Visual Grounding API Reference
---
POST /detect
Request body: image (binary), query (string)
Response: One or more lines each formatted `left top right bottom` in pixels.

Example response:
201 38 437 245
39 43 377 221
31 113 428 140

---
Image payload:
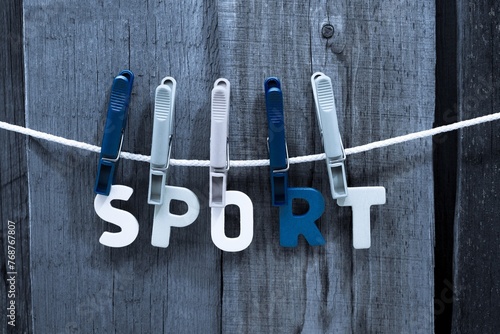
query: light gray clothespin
311 72 348 199
148 77 176 205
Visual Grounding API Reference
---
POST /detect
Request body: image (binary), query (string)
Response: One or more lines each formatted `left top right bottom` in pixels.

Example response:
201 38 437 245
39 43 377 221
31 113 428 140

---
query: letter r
279 187 326 247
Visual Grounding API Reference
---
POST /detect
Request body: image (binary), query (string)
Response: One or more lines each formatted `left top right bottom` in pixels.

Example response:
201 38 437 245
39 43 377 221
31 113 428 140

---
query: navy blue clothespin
265 77 289 206
94 70 134 195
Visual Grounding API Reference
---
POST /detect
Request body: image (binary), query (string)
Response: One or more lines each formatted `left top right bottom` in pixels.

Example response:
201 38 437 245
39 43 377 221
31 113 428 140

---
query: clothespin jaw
209 78 231 208
265 77 289 206
94 70 134 196
148 77 177 205
311 72 348 199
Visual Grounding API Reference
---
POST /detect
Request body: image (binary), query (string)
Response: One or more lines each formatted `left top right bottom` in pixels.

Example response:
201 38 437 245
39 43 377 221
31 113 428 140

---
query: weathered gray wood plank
23 0 221 333
21 0 436 332
0 0 32 332
453 1 500 332
337 2 435 332
217 2 348 332
218 0 435 333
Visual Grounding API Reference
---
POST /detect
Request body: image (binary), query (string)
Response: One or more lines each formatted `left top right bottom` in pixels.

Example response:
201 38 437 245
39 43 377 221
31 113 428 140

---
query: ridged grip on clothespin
148 77 176 205
311 72 348 199
95 70 134 196
209 78 230 207
265 77 289 206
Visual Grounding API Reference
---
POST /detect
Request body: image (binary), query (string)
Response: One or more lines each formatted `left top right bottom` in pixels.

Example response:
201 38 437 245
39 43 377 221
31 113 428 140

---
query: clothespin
265 77 289 206
208 78 254 252
94 70 134 196
311 73 386 249
311 72 348 199
209 78 230 207
148 77 176 205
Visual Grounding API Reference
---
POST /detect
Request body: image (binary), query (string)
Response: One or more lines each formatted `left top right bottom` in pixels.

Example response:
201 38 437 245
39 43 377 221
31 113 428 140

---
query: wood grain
218 0 435 332
23 0 221 332
453 1 500 332
0 0 32 333
20 0 436 332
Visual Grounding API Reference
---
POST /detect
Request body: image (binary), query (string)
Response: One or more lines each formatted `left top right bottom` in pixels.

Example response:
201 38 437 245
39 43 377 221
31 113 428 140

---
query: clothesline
1 111 499 167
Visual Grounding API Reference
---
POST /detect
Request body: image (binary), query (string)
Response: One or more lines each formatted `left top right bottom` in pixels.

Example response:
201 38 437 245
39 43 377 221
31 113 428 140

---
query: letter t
337 187 386 249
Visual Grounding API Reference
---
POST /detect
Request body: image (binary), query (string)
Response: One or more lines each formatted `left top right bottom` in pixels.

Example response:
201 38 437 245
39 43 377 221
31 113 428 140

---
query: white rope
344 112 500 155
0 121 102 153
1 111 499 167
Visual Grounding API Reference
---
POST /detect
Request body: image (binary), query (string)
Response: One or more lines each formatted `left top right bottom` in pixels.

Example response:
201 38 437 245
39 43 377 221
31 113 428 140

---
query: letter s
94 185 139 248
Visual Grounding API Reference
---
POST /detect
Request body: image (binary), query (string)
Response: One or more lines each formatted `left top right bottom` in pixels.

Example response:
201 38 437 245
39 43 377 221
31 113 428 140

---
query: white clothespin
311 72 348 199
208 78 254 252
209 78 230 208
148 77 176 205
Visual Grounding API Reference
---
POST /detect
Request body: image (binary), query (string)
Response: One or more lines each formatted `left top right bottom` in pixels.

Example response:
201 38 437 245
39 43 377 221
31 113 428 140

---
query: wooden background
0 0 498 333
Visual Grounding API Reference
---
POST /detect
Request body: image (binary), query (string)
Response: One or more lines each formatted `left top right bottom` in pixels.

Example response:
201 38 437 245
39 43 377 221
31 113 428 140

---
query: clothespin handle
209 78 230 207
95 70 134 195
311 73 343 159
265 77 289 206
148 77 176 205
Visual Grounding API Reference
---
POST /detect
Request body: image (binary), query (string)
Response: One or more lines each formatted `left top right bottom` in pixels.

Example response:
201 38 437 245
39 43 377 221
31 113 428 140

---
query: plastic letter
211 190 253 252
279 188 326 247
337 186 386 249
94 185 139 248
151 185 200 248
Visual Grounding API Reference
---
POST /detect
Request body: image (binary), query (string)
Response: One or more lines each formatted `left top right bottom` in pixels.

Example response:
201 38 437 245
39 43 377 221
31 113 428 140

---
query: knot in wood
321 24 334 39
